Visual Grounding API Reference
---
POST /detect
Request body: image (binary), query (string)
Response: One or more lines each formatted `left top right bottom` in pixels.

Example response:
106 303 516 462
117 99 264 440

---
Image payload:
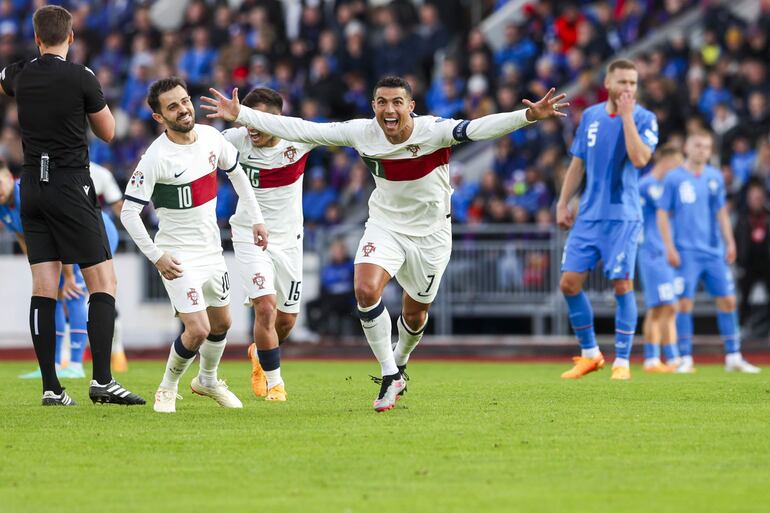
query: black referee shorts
20 169 112 266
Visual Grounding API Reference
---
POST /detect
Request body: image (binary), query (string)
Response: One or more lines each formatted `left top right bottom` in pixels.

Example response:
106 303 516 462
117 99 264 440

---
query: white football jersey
124 124 239 259
223 127 315 247
235 107 532 237
90 162 122 204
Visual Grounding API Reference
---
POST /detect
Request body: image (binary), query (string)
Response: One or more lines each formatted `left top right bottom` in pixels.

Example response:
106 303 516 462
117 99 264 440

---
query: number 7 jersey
124 124 239 260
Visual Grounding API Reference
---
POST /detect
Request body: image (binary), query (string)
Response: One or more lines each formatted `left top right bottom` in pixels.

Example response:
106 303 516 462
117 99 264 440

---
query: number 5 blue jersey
570 102 658 222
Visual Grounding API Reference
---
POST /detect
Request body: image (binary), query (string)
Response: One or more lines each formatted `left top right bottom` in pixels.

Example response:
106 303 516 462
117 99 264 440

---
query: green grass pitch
1 360 768 513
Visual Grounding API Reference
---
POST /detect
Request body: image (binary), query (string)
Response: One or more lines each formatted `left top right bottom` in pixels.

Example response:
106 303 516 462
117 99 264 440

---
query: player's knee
354 281 381 308
185 323 210 344
253 298 277 327
559 275 581 296
716 295 736 312
613 280 633 295
209 315 231 335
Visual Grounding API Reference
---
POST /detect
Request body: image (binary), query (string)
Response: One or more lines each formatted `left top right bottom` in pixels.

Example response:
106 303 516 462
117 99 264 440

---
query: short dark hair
654 142 683 161
147 77 188 113
373 76 412 99
242 87 283 112
607 58 637 74
33 5 72 46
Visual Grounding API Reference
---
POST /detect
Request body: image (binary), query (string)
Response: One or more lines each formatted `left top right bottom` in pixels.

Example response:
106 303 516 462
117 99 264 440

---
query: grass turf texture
1 360 768 513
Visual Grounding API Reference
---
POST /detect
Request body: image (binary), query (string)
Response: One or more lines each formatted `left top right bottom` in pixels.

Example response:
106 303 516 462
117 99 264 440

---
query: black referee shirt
0 53 106 171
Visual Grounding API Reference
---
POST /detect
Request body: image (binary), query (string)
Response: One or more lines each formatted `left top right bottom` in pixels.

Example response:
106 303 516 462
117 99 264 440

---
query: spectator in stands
308 239 356 336
735 180 770 324
303 167 338 229
494 23 537 79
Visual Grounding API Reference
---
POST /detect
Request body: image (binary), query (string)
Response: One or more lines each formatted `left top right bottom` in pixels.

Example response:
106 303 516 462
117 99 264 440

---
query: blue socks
643 342 660 361
54 300 66 366
614 291 637 360
66 294 88 364
717 310 740 355
564 292 597 350
676 311 694 357
662 343 680 361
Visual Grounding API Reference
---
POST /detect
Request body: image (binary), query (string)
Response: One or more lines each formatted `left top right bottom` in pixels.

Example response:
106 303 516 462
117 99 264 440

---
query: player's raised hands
253 223 269 251
616 92 636 118
201 87 241 122
155 253 184 280
556 201 575 230
523 88 569 121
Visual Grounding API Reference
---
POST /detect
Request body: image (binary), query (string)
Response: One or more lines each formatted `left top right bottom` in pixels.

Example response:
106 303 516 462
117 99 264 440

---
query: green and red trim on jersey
241 153 309 189
150 170 218 209
361 147 451 181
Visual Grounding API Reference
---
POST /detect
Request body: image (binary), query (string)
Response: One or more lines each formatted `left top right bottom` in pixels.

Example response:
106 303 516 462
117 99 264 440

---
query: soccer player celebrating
557 59 657 381
221 87 318 402
638 144 683 372
202 76 567 411
121 78 269 413
656 131 760 374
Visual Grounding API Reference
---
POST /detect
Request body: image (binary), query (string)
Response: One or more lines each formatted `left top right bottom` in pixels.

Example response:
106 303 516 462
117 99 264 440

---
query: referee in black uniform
0 6 144 406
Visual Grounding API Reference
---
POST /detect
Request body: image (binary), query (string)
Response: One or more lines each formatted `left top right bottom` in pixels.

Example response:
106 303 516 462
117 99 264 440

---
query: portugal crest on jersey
362 241 376 257
284 146 297 163
187 288 200 306
406 144 420 157
253 273 266 289
209 151 217 170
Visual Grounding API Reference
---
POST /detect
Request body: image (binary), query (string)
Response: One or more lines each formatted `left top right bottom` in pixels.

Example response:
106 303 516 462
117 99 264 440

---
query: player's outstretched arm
201 88 354 147
225 162 269 250
463 88 568 142
656 208 680 268
555 156 584 230
717 206 736 264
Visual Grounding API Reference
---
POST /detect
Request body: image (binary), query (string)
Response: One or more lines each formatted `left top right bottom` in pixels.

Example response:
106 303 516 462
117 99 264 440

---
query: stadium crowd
0 0 767 243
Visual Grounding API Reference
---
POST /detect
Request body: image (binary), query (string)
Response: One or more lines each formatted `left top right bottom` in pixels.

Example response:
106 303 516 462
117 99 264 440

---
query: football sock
717 310 740 355
676 311 694 357
30 296 61 394
54 300 66 366
394 315 427 367
160 336 197 390
614 291 637 361
564 292 598 357
357 299 397 376
67 294 88 365
643 341 660 366
198 331 226 387
87 293 115 385
662 343 680 361
257 347 283 389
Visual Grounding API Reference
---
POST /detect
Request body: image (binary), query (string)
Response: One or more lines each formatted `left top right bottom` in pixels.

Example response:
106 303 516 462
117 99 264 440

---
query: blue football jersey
570 102 659 221
657 165 726 256
638 173 666 255
0 180 23 234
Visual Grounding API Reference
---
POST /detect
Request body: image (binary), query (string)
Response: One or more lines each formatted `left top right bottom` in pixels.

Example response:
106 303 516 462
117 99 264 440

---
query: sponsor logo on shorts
283 301 298 307
187 288 200 306
82 185 90 196
253 273 266 289
362 242 376 257
283 146 298 163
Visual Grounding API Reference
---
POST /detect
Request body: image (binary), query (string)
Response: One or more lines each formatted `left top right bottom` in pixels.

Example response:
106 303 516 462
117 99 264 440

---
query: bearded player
121 77 268 413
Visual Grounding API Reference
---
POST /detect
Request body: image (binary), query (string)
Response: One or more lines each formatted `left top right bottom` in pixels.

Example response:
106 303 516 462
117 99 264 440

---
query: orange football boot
561 354 605 379
611 366 631 380
247 343 267 397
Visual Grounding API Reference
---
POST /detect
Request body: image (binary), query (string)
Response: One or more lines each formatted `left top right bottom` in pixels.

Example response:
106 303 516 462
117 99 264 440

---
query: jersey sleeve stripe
452 120 471 142
124 194 149 205
223 152 240 173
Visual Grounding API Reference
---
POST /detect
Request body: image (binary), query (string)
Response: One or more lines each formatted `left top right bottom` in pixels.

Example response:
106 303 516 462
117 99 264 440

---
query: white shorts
233 240 303 314
354 222 452 304
160 255 231 314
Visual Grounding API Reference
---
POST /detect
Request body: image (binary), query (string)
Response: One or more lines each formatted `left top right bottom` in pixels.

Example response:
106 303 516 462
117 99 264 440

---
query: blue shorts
638 249 678 308
561 219 642 280
676 249 734 299
101 211 119 254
